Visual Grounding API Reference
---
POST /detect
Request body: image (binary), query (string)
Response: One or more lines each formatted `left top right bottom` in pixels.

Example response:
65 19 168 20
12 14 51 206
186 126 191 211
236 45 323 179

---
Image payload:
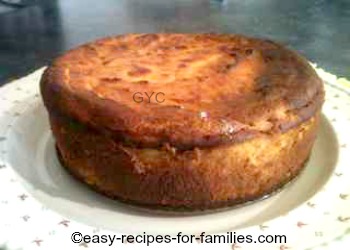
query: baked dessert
40 33 324 210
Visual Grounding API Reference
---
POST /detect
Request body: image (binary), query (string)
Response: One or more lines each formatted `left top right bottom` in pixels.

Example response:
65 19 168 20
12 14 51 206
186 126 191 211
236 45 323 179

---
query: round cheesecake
40 34 324 210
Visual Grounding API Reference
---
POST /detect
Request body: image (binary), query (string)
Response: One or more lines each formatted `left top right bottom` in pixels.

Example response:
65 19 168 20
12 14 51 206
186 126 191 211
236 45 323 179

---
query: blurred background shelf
0 0 349 85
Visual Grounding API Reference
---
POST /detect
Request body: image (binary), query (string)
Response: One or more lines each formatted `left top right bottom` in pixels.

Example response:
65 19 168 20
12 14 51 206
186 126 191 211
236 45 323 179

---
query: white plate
0 67 350 249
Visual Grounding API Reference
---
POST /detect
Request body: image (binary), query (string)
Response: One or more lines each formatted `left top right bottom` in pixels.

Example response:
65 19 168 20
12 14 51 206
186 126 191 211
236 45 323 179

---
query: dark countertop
0 0 349 85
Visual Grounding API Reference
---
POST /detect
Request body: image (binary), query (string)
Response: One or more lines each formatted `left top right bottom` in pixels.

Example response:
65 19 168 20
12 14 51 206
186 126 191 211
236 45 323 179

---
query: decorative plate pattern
0 66 350 250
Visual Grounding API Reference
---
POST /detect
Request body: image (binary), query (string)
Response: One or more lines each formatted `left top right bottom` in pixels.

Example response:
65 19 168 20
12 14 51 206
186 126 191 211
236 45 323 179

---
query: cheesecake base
51 112 319 211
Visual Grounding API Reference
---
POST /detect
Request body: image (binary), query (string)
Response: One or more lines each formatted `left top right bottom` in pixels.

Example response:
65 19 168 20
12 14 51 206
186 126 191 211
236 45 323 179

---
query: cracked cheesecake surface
41 33 324 149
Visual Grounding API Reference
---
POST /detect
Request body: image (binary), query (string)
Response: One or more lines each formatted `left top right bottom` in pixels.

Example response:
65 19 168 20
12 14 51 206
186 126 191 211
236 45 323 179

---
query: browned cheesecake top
40 33 324 149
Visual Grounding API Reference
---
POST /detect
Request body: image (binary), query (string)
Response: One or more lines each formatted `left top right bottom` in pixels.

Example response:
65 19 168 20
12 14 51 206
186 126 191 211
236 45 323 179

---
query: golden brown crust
52 111 320 210
40 33 324 149
41 33 324 209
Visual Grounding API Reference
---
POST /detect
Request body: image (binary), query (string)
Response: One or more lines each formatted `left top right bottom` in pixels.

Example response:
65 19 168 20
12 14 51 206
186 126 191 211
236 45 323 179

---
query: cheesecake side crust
50 111 320 210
